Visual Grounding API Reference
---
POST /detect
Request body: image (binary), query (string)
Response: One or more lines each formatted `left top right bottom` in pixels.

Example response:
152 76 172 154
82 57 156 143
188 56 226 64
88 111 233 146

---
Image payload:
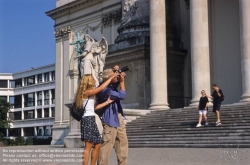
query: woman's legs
91 143 101 165
83 141 93 165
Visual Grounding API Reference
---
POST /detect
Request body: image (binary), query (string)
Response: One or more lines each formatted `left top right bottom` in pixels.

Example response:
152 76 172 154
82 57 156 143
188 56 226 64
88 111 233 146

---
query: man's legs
114 114 128 165
98 124 117 165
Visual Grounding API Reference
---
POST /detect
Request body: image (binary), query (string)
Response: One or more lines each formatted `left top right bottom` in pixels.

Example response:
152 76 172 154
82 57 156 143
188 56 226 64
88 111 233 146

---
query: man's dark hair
212 84 218 87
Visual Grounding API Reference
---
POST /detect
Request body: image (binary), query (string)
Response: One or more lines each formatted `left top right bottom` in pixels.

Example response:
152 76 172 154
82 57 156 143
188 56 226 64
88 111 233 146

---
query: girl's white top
82 98 95 117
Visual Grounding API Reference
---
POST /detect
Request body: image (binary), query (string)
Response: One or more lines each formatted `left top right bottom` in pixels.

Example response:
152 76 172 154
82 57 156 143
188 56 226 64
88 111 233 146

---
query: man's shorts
213 103 221 112
199 110 207 115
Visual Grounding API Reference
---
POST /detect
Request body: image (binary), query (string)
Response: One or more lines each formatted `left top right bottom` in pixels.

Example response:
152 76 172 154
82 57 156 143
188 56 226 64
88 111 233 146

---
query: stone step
126 124 250 130
139 111 250 117
130 118 250 125
125 104 250 148
127 126 250 133
128 136 250 141
123 109 151 116
127 119 250 126
127 132 250 138
128 139 250 144
131 115 250 121
128 143 250 148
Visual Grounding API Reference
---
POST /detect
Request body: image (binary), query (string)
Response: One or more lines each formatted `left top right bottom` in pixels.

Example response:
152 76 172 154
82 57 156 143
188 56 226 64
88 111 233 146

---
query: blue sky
0 0 55 73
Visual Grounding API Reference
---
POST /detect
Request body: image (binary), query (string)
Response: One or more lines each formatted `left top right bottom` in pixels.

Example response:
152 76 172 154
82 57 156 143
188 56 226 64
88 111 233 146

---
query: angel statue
74 34 108 87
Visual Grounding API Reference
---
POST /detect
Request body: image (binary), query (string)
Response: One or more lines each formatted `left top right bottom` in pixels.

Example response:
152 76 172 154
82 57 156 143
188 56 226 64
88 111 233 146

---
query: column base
240 95 250 103
148 103 170 110
189 99 199 107
64 133 84 148
51 124 69 145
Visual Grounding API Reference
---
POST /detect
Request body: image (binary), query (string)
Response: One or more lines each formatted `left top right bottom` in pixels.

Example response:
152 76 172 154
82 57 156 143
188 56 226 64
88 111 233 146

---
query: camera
116 66 129 73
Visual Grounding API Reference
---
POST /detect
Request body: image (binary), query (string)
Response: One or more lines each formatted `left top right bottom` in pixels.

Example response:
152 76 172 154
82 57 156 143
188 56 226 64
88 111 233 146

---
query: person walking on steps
196 90 209 127
208 84 224 126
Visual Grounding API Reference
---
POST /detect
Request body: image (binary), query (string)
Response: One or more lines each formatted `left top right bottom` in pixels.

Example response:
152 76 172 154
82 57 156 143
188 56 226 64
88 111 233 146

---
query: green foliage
7 139 15 146
0 99 12 132
15 136 25 146
0 132 8 146
25 137 33 145
33 137 52 145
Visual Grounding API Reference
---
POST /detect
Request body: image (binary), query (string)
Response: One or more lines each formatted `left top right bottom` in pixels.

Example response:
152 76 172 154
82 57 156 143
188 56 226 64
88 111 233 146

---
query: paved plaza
0 145 249 165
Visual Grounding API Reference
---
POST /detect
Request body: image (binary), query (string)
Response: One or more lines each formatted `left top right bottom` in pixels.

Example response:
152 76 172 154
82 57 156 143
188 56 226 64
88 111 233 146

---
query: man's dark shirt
212 89 223 104
199 96 209 110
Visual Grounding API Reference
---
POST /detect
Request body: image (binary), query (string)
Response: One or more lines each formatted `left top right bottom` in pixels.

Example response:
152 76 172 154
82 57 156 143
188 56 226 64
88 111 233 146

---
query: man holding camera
97 66 128 165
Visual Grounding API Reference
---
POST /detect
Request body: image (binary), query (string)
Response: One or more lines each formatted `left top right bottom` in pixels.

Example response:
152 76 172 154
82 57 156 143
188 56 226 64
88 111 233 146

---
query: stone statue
115 0 150 43
74 34 108 87
122 0 149 24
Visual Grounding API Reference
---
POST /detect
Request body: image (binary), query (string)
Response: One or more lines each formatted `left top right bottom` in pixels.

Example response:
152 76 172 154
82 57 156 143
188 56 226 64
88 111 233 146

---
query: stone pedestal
64 103 84 148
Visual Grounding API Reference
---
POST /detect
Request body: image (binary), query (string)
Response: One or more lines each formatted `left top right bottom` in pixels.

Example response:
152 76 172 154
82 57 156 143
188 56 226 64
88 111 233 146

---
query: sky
0 0 56 73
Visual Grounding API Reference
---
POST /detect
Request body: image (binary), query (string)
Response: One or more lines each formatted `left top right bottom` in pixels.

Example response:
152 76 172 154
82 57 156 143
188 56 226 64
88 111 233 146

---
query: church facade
46 0 250 145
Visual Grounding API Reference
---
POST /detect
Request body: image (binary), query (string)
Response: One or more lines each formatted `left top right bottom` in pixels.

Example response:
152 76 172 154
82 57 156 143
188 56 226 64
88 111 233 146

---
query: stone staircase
126 104 250 148
123 109 151 124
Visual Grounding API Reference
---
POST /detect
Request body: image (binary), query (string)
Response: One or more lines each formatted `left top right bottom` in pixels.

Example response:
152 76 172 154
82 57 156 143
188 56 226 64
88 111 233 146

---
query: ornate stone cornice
102 10 122 27
54 26 71 42
46 0 103 20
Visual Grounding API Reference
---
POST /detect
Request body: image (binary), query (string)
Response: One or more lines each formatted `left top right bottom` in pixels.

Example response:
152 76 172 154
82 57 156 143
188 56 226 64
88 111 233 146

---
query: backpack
221 90 225 101
221 95 225 101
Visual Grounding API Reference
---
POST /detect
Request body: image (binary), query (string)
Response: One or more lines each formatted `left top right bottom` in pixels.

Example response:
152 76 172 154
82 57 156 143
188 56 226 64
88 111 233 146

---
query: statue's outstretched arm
74 51 88 59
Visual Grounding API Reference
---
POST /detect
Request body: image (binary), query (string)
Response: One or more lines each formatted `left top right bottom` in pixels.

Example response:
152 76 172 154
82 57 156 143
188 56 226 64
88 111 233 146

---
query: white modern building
0 64 55 139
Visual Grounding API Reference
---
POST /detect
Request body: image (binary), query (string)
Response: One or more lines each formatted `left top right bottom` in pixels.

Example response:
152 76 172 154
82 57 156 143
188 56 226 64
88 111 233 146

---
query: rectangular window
0 96 7 100
44 72 50 82
51 71 55 81
0 80 8 88
37 109 42 118
9 111 21 120
24 93 34 107
9 128 21 137
15 79 22 88
51 89 55 104
37 91 42 105
44 90 49 105
14 95 22 108
24 76 35 86
44 108 49 117
37 74 43 83
24 127 34 136
51 107 55 117
9 96 14 108
38 127 43 136
45 126 51 136
24 110 34 119
9 80 15 88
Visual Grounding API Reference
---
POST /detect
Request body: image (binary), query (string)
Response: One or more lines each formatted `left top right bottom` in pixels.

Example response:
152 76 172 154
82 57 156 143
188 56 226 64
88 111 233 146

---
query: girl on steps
196 90 209 127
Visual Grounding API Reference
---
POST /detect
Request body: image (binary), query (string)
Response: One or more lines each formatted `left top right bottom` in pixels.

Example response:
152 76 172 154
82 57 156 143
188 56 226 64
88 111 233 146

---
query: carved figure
74 34 108 87
122 0 149 24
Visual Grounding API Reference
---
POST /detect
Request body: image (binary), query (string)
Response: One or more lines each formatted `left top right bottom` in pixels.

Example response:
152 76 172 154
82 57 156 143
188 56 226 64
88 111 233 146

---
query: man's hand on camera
120 72 125 82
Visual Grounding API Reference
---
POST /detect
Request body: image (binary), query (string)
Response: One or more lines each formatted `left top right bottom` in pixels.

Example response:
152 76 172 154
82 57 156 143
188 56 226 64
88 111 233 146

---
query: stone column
239 0 250 103
189 0 211 106
6 129 9 137
148 0 169 110
34 127 37 136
